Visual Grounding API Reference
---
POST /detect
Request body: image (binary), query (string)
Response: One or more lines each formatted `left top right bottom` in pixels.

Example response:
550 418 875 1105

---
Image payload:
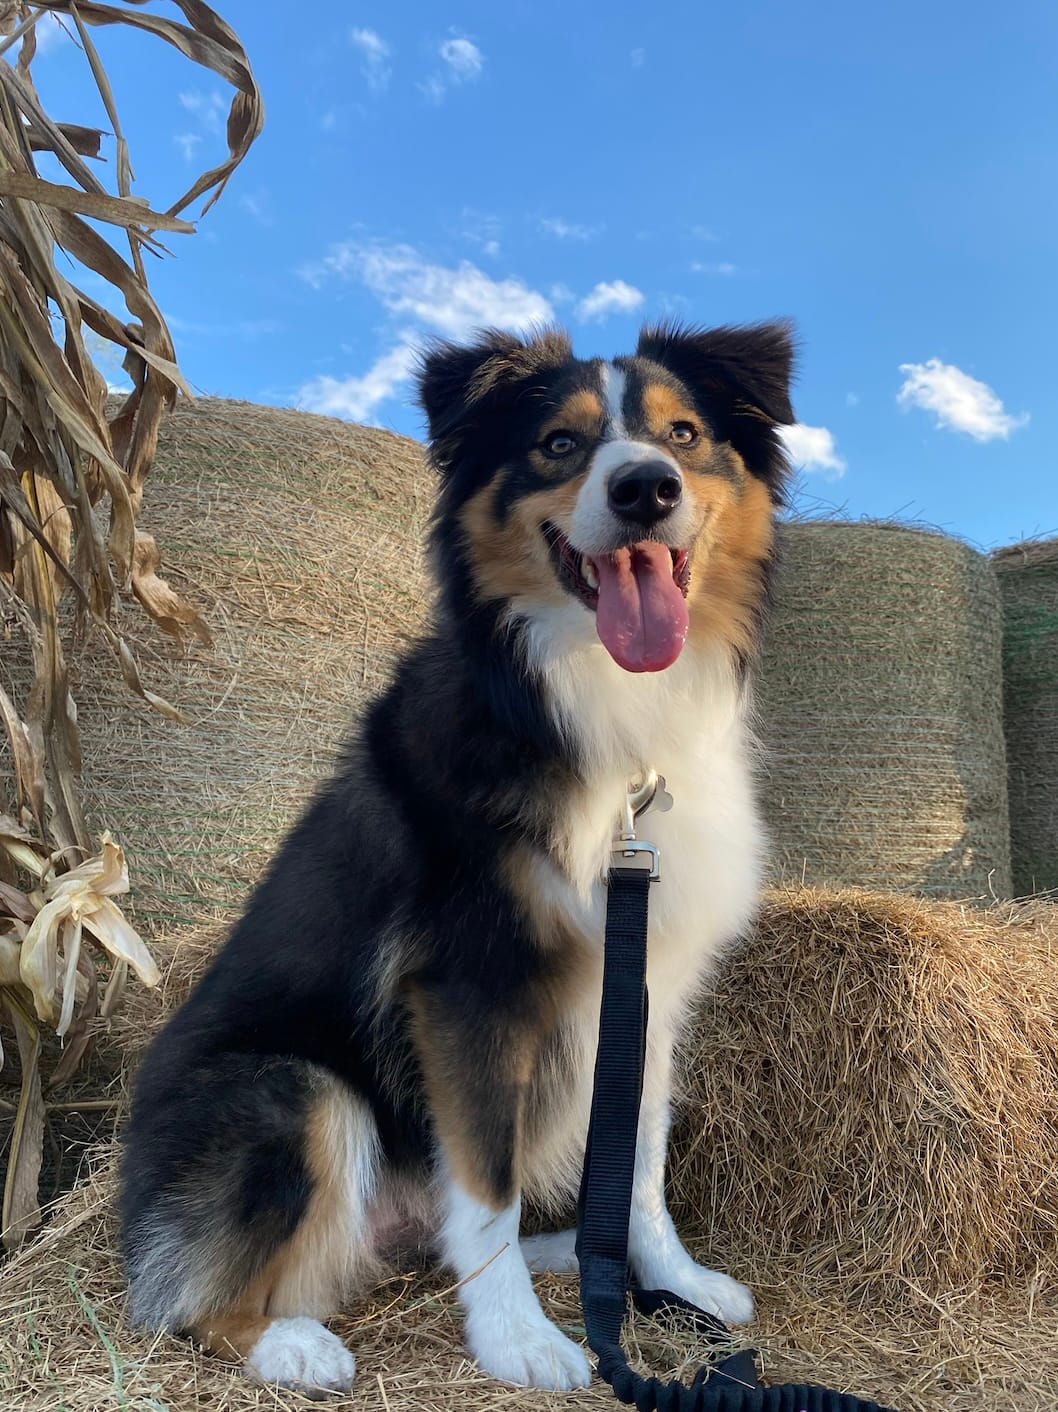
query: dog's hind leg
201 1081 380 1396
520 1228 579 1273
122 1059 379 1397
409 980 591 1391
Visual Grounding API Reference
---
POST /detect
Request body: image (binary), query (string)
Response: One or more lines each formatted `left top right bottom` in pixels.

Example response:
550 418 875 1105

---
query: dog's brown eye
542 430 578 458
670 422 698 446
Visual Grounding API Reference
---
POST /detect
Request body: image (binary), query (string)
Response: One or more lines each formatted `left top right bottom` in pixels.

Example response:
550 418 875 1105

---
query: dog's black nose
607 461 683 526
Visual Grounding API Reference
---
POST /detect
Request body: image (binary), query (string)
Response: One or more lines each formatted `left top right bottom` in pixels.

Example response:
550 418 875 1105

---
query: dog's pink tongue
592 541 689 673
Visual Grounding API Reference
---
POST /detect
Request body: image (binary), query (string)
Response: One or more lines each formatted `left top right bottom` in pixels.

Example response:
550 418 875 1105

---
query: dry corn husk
0 0 262 848
17 832 157 1034
0 0 260 1248
0 816 156 1247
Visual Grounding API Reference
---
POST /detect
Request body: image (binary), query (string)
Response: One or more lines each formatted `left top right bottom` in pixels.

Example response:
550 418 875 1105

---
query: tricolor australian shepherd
120 321 796 1396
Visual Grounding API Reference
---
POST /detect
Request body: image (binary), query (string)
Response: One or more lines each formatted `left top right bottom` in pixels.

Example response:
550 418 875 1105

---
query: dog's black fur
120 320 795 1395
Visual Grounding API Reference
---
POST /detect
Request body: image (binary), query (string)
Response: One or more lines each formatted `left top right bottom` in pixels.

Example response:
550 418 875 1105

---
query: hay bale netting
72 398 431 933
994 538 1058 896
755 521 1012 898
670 888 1058 1302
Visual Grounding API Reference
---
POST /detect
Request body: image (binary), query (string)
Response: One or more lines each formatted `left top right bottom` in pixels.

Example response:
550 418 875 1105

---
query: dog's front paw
245 1318 356 1399
467 1309 591 1390
651 1264 755 1325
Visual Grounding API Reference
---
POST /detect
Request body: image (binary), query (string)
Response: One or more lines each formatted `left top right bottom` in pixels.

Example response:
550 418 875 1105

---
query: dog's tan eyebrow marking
641 382 701 433
543 388 604 432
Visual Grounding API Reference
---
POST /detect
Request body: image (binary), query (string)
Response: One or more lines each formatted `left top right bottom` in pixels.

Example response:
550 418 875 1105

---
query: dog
120 319 795 1397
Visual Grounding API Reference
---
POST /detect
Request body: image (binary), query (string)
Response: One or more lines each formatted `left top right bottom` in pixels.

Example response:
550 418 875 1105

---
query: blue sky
36 1 1058 548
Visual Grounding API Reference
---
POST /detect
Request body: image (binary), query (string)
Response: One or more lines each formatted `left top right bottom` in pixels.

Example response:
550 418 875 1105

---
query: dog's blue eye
670 422 699 446
542 431 577 458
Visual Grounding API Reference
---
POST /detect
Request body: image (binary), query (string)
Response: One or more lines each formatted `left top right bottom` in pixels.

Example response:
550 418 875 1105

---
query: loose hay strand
2 892 1058 1412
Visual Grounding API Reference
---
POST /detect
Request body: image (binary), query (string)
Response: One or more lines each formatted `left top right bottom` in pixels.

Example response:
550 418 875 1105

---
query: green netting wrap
755 521 1011 899
993 539 1058 895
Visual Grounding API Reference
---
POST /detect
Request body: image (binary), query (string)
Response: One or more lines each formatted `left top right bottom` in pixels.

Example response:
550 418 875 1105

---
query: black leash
575 829 897 1412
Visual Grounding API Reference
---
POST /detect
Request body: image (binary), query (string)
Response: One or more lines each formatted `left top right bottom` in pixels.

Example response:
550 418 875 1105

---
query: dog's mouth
543 523 691 674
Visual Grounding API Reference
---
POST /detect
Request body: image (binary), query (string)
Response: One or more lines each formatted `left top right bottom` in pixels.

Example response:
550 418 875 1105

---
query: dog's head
418 322 795 674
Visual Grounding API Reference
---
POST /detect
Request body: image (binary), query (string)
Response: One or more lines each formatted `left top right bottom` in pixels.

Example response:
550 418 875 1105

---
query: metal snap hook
623 771 659 836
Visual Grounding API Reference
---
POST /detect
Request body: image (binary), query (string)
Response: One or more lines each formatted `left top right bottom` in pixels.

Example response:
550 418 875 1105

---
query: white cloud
302 241 553 338
659 292 691 317
29 12 70 54
299 338 419 423
350 27 392 92
690 260 737 276
178 89 226 133
418 75 447 103
296 244 556 422
540 216 596 241
166 314 282 340
897 358 1027 442
239 191 272 225
173 91 226 163
459 209 502 256
780 424 846 479
173 133 201 162
576 280 644 322
440 37 483 80
85 329 134 393
421 36 484 102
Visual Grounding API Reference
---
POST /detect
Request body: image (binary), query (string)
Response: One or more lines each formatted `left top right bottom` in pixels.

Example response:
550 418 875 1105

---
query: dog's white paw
650 1264 755 1325
520 1228 579 1274
245 1317 356 1398
467 1309 591 1390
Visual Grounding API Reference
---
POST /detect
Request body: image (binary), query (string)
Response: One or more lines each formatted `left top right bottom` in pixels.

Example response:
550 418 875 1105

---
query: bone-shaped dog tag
651 775 674 814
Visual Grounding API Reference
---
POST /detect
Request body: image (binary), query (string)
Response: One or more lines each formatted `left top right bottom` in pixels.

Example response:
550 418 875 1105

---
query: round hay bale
1 399 433 1216
669 888 1058 1302
993 538 1058 896
755 521 1011 898
70 398 432 933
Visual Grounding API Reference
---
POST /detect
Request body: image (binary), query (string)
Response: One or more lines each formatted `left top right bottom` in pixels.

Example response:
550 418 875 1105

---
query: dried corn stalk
0 2 262 1244
0 805 151 1245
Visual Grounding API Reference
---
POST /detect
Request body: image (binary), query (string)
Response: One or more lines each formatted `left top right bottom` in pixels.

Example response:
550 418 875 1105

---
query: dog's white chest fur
518 619 764 1203
530 613 766 998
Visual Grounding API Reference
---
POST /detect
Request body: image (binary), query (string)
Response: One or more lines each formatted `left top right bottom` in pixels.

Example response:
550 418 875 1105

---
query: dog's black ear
636 321 797 496
417 327 572 479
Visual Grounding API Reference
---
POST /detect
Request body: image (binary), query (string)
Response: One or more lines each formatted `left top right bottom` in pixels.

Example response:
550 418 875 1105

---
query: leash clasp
611 838 660 880
611 771 662 881
623 771 660 828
